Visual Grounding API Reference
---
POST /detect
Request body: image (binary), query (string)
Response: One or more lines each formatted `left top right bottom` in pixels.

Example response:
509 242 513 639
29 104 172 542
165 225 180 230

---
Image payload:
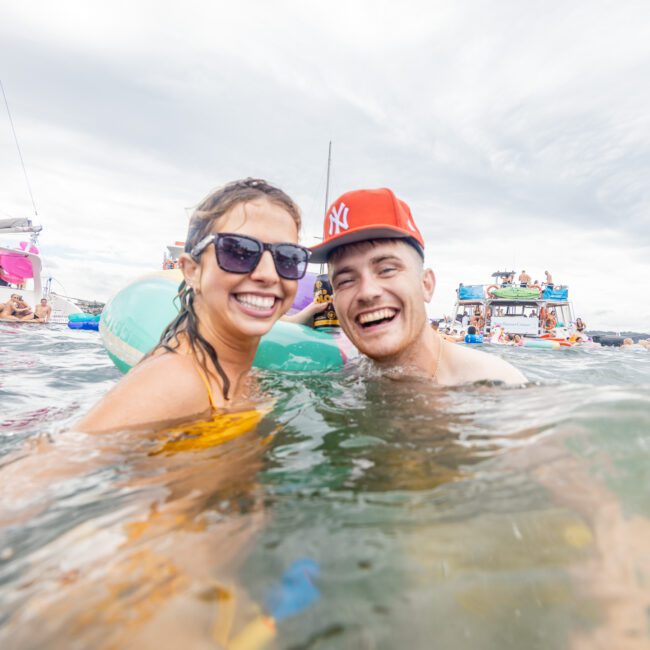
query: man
518 270 531 287
34 297 52 322
309 188 525 385
544 270 554 288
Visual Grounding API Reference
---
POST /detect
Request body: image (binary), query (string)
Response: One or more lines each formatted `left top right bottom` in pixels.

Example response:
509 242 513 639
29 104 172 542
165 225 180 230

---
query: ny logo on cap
328 202 349 235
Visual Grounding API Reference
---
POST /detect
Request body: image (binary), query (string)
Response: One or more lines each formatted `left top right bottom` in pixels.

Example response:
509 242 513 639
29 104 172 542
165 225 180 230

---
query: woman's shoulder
74 351 214 433
127 350 217 399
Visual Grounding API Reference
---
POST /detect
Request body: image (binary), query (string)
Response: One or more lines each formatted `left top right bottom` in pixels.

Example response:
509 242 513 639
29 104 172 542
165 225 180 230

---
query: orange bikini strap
194 362 218 412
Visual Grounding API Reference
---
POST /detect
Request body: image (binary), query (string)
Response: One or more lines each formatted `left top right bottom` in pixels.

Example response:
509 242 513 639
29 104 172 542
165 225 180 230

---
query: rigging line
1 79 38 218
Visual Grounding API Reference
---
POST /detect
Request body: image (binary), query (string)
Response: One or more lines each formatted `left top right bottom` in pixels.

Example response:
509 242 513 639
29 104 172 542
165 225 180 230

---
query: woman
75 178 309 434
470 306 483 331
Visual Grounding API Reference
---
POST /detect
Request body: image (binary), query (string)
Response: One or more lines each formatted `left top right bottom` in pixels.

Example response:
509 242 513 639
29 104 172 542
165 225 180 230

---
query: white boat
0 217 78 323
162 241 184 269
448 271 582 347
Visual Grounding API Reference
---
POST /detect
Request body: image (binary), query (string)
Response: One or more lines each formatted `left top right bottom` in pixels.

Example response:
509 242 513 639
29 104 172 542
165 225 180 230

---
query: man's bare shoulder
439 342 526 385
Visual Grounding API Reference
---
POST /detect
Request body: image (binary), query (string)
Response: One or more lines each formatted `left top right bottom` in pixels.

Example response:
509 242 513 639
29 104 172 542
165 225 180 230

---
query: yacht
451 270 575 340
0 217 78 323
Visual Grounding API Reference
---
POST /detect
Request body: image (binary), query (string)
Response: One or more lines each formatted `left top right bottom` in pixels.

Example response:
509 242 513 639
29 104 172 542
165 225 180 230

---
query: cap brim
309 226 422 264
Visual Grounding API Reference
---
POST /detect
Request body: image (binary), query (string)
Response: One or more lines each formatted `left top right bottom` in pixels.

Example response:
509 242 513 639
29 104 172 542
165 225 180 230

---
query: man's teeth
235 294 276 310
358 308 397 325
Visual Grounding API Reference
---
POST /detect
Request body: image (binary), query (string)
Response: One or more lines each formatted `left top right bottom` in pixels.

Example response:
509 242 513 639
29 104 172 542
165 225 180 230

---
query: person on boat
75 178 308 433
544 270 554 288
34 298 52 322
0 299 18 320
11 294 34 320
575 317 586 333
471 306 485 331
518 270 531 287
544 310 557 332
309 188 526 385
529 309 537 318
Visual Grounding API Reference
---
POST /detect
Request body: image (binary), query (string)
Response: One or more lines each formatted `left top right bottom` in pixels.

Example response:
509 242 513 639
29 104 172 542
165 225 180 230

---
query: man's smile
355 307 400 330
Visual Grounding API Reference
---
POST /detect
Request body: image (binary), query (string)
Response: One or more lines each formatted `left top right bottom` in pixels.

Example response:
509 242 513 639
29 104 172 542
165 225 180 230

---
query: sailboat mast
320 141 333 275
1 79 38 218
324 140 332 214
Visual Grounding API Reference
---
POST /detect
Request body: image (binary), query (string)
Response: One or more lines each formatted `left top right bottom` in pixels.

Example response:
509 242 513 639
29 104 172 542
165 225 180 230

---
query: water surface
1 324 649 649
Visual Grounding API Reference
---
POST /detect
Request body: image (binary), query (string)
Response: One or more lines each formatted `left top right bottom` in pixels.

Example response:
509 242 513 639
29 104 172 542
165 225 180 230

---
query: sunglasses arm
191 235 216 259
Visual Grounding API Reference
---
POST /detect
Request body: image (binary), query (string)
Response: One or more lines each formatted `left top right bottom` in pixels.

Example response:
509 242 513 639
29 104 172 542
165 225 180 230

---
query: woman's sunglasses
191 233 311 280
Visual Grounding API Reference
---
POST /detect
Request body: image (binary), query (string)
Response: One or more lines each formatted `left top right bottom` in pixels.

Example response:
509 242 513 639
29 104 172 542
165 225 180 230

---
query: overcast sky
1 0 649 330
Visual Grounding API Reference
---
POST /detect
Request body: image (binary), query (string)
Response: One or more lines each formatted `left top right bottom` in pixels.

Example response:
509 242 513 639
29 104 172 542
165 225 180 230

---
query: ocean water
1 323 650 649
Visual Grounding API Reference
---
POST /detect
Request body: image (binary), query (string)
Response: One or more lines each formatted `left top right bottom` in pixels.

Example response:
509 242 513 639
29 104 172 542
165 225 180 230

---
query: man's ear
178 253 201 291
422 268 435 303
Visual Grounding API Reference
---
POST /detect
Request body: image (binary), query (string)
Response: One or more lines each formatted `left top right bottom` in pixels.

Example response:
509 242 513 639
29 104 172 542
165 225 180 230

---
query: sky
1 0 649 330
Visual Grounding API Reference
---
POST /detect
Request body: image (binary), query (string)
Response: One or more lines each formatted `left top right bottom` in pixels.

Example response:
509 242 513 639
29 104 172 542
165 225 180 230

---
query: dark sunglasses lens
273 245 309 279
216 235 261 273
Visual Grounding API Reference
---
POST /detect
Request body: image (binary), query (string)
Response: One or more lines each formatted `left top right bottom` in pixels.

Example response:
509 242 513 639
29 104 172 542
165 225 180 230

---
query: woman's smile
232 291 281 318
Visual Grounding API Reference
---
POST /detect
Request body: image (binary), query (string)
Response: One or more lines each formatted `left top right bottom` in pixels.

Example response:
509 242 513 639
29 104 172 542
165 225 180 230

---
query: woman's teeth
235 293 276 310
358 308 397 325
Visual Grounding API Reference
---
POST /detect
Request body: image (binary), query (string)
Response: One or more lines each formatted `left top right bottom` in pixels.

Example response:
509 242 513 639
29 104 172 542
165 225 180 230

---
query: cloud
1 0 649 330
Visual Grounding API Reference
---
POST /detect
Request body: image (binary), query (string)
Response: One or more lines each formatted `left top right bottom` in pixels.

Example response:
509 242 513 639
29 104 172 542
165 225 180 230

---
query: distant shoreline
588 330 650 342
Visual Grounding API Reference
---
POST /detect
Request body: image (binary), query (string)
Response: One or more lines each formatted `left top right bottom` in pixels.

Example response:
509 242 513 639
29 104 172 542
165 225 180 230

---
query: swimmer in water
75 178 308 433
309 188 525 385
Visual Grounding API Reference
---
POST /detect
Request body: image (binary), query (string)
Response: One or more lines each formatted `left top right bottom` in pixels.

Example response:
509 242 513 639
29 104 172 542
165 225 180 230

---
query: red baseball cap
309 188 425 263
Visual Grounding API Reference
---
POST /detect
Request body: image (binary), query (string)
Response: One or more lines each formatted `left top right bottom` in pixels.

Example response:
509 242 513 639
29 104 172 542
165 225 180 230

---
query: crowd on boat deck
498 269 555 289
0 295 51 322
434 301 591 343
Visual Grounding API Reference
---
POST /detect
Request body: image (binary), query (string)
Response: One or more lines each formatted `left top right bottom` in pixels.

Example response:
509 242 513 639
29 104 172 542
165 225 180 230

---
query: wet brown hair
152 178 301 401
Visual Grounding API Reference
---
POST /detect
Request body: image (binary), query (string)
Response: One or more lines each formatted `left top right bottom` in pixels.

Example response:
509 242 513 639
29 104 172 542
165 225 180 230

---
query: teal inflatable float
68 312 100 331
100 270 353 374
